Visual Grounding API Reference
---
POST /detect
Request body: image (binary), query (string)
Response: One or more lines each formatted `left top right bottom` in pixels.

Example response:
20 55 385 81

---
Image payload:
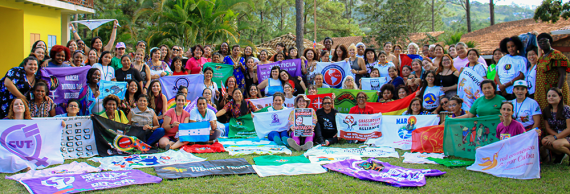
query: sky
472 0 542 7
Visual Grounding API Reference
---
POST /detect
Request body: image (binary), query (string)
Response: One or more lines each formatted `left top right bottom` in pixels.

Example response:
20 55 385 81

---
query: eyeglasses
323 102 332 105
173 49 181 51
68 105 79 108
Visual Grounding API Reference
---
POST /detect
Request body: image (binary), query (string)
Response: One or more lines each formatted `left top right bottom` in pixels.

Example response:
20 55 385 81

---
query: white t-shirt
464 63 487 78
422 86 444 110
453 56 488 71
93 63 115 81
189 108 217 122
510 97 541 128
402 152 445 164
526 65 537 95
284 97 295 108
373 62 395 78
496 54 528 94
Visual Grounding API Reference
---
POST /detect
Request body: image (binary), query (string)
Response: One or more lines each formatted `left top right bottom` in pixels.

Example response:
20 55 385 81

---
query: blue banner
99 80 127 100
179 122 210 142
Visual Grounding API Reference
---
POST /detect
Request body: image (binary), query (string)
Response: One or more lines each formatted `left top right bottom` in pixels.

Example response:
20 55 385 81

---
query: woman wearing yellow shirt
100 94 129 124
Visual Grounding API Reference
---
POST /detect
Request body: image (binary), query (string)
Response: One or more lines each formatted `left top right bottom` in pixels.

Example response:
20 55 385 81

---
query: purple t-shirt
496 120 526 140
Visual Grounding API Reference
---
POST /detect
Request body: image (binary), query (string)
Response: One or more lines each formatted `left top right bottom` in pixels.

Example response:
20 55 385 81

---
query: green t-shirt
487 63 497 81
253 155 311 166
427 157 474 167
469 95 505 117
110 56 123 70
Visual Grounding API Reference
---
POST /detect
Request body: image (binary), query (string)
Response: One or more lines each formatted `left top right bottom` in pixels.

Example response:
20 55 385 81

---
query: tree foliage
534 0 570 23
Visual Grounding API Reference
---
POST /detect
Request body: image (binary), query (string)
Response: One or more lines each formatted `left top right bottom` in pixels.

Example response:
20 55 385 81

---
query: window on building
48 35 57 52
30 33 40 51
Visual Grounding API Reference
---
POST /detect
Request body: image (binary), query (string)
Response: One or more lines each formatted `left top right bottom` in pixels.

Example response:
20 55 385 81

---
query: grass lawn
1 144 568 193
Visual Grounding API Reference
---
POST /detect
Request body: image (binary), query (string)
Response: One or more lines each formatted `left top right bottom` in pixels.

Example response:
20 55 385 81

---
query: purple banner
41 66 90 104
20 169 162 193
257 59 303 83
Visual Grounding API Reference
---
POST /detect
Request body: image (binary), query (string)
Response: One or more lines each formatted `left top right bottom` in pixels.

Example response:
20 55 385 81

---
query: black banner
154 158 256 179
91 114 152 156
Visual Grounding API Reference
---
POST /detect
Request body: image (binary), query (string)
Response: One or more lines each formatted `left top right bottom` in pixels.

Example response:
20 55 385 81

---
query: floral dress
535 50 570 109
29 100 56 117
0 67 38 118
223 56 246 89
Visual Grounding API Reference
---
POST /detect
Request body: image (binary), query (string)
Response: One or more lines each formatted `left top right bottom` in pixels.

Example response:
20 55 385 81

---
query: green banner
203 62 234 86
316 88 378 113
443 115 500 159
228 114 257 138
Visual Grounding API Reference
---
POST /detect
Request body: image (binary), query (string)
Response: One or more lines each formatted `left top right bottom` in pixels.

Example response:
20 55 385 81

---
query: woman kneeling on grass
171 97 222 149
160 94 190 150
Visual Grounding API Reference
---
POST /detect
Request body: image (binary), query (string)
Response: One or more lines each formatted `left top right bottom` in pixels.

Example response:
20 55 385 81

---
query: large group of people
2 25 570 163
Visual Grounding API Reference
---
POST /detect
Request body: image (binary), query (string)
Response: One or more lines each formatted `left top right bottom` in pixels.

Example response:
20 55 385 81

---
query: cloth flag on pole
411 125 445 153
253 163 327 177
336 113 383 141
458 67 484 111
90 150 206 171
98 80 127 100
228 114 256 138
368 92 417 115
0 120 63 173
178 122 211 142
361 77 389 91
249 97 274 110
466 130 540 179
159 74 205 101
91 115 151 156
40 66 90 104
317 88 378 113
252 108 293 139
257 59 303 83
203 62 234 85
314 62 355 88
444 115 500 159
34 116 98 159
365 115 439 150
71 19 120 30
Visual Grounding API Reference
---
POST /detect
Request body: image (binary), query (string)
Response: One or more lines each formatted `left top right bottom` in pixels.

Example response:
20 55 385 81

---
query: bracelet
73 30 77 33
553 135 558 140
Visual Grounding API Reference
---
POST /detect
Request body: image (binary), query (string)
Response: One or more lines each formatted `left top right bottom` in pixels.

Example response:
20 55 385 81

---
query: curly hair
499 36 523 55
7 98 32 119
49 45 71 62
103 94 121 110
303 48 319 61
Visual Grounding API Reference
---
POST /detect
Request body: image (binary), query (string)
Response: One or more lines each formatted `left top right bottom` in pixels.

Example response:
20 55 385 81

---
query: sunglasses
173 49 181 51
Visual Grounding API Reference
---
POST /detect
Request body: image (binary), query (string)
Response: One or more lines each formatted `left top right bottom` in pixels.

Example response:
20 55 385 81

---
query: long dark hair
543 87 566 120
125 80 142 105
170 56 185 73
405 97 425 115
332 44 348 62
419 71 436 99
98 51 112 65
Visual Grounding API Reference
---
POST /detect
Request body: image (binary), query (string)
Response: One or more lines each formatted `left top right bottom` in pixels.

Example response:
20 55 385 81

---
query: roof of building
330 31 445 50
256 33 325 56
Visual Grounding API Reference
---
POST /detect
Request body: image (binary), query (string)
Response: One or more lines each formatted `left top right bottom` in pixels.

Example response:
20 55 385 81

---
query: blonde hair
342 75 358 89
348 43 357 52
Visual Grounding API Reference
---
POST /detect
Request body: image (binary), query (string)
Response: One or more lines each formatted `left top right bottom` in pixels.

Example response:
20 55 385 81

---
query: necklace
27 75 35 87
176 109 183 122
514 98 527 119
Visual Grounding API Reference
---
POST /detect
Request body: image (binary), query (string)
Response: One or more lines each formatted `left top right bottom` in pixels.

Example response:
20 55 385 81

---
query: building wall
0 6 24 76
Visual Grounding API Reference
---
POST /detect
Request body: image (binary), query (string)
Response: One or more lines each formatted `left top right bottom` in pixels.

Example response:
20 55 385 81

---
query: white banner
458 67 484 111
226 145 292 156
308 155 362 165
252 108 294 139
71 19 120 30
336 113 383 141
253 163 327 177
34 116 98 159
249 97 295 110
467 130 540 179
361 77 389 91
0 120 63 173
315 62 355 88
365 115 439 150
304 145 399 158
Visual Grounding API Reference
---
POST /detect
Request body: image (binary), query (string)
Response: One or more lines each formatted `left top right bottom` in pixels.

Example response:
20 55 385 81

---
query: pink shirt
185 57 210 74
496 120 526 140
453 56 487 71
164 108 190 137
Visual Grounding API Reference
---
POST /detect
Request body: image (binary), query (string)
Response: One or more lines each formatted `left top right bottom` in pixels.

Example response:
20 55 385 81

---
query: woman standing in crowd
436 54 459 98
220 42 230 57
224 45 246 89
72 50 85 67
78 68 103 115
20 47 47 67
216 88 258 119
132 49 151 94
410 59 424 80
5 98 31 120
202 88 217 110
536 33 570 109
280 70 305 95
244 57 258 90
458 80 505 118
332 44 348 62
101 94 129 124
448 96 465 117
247 84 262 99
422 58 435 77
302 48 319 85
341 75 357 90
203 45 213 61
47 45 71 67
392 44 403 70
128 94 165 146
29 81 55 117
401 66 412 82
363 49 377 76
287 95 318 151
115 55 143 86
171 57 188 75
383 42 397 63
437 96 450 114
313 73 330 88
148 80 167 121
286 47 299 60
526 47 538 98
496 102 527 140
418 71 444 113
273 52 286 62
347 44 367 85
149 48 172 80
258 93 290 145
316 96 339 146
453 42 487 70
212 53 222 63
243 46 258 62
160 94 190 150
283 83 295 108
86 50 99 67
320 50 330 62
379 84 396 103
71 20 117 56
402 98 430 115
186 45 208 74
397 85 409 99
448 45 458 59
218 76 238 114
350 92 374 114
374 51 394 78
93 51 116 81
406 74 420 94
307 85 318 95
487 48 503 81
258 66 283 96
460 49 487 79
495 36 527 100
120 80 141 116
407 43 423 61
129 41 148 61
541 88 570 163
160 45 172 65
0 57 42 118
202 67 219 102
510 80 541 130
257 50 272 65
432 44 444 67
55 99 81 117
387 66 404 88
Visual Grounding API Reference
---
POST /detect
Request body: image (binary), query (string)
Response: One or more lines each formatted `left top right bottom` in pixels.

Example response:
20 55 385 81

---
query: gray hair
429 44 436 49
455 42 468 49
407 42 420 54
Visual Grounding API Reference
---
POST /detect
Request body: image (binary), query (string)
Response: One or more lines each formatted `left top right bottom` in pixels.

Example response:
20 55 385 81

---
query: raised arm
103 20 118 52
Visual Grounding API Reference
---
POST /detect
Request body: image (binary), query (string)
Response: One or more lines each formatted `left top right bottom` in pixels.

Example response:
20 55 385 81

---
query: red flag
399 54 412 77
220 80 227 97
368 91 417 115
306 93 333 112
181 142 226 153
411 125 444 153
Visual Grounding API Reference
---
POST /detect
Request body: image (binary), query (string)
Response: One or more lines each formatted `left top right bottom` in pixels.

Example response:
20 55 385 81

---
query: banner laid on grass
336 113 383 141
365 115 439 150
228 114 256 138
308 155 362 165
181 142 226 153
253 155 311 166
443 115 500 159
411 125 445 153
304 145 399 158
402 152 445 164
317 88 378 113
6 161 101 181
252 108 293 139
226 145 292 156
159 74 205 101
90 150 206 171
458 67 484 111
34 116 98 159
253 163 327 177
257 59 303 83
91 115 150 157
314 62 355 88
154 158 255 179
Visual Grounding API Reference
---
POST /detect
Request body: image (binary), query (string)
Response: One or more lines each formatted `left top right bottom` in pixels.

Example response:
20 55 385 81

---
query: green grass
1 144 568 193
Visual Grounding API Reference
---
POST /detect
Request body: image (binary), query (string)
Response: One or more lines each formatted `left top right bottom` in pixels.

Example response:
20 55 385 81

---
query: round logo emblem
174 77 190 91
322 65 345 87
504 64 512 70
311 97 323 109
424 93 436 104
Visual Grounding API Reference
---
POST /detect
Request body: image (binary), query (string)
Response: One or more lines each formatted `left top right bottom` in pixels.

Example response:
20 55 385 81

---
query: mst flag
444 115 500 159
336 113 383 141
203 62 234 85
91 115 151 156
366 115 439 150
315 62 355 88
159 74 205 101
411 125 445 153
458 67 483 111
252 108 293 139
228 114 256 138
467 130 540 179
178 122 210 142
368 92 417 115
317 88 378 113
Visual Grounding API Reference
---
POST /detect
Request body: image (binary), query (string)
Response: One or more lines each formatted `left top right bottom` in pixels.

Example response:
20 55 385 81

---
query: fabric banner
411 125 445 153
314 62 355 88
308 155 362 165
427 157 474 167
7 161 100 181
249 97 274 110
226 145 292 156
20 169 161 194
159 74 205 101
218 139 273 147
458 67 483 111
336 113 383 141
402 152 445 164
34 116 98 159
443 115 500 159
368 92 417 115
71 19 120 30
361 77 389 91
90 150 205 171
91 115 150 157
98 80 127 100
178 122 210 142
0 120 63 173
183 96 217 112
304 145 399 158
306 93 334 112
40 66 89 104
366 115 439 150
154 158 255 179
253 163 327 177
203 62 234 85
181 142 226 153
466 130 540 179
252 108 293 139
257 59 303 83
228 114 256 138
253 155 311 165
317 88 378 113
323 158 446 187
294 108 315 137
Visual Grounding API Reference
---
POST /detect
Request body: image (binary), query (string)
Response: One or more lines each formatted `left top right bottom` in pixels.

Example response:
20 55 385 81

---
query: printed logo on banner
104 85 124 96
370 79 380 90
311 97 323 110
41 177 75 189
271 113 280 125
322 65 345 87
478 144 502 170
336 92 356 105
173 77 190 91
342 115 357 131
163 167 187 172
0 124 48 166
397 116 417 139
357 160 385 171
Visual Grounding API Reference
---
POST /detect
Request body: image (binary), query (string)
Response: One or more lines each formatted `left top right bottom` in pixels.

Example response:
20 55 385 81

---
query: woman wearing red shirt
185 45 210 74
349 92 375 114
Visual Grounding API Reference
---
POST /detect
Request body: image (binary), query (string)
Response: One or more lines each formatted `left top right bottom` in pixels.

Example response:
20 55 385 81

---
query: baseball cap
513 80 528 88
116 42 126 49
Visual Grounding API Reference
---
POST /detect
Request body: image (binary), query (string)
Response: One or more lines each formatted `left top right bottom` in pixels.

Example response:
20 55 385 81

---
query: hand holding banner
458 67 484 111
257 59 303 83
336 113 383 141
294 108 315 137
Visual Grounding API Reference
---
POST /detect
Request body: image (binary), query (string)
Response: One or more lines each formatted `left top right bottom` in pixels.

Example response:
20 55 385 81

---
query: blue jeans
268 131 289 141
146 128 165 145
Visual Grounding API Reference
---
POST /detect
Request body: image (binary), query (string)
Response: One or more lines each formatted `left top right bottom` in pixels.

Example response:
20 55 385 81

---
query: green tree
534 0 570 23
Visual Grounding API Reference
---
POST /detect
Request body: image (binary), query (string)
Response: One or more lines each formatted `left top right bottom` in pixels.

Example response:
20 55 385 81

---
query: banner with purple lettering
0 120 63 173
257 59 303 83
40 66 90 104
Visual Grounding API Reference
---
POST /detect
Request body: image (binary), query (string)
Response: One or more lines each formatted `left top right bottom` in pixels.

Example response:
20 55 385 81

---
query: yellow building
0 0 94 75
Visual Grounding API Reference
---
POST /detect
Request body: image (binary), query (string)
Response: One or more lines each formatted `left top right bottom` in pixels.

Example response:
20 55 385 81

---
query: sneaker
301 141 314 150
165 144 171 151
282 136 289 146
273 135 283 145
287 138 301 151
